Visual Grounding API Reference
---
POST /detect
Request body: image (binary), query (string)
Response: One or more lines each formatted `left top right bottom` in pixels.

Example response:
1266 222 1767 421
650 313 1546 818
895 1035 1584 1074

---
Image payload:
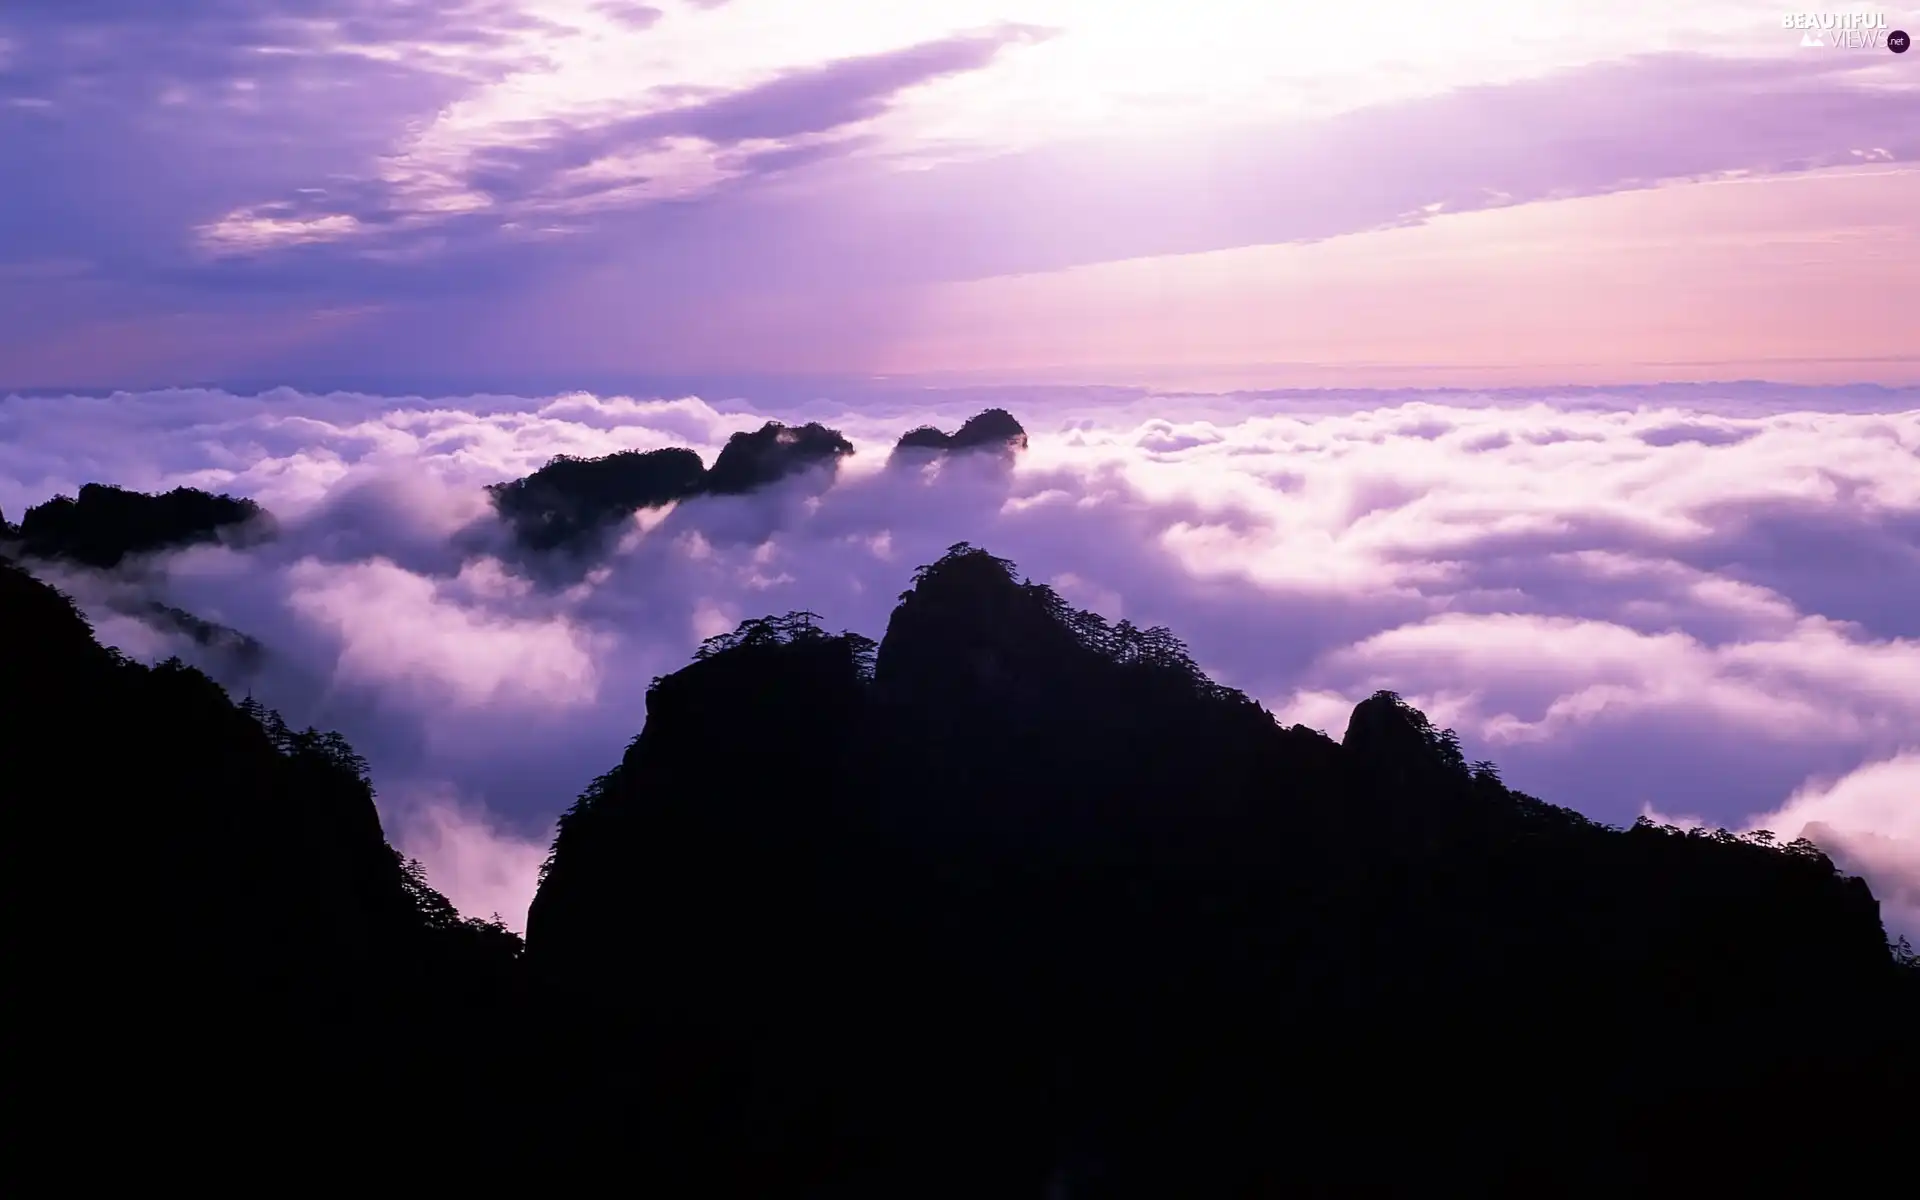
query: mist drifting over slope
4 381 1916 935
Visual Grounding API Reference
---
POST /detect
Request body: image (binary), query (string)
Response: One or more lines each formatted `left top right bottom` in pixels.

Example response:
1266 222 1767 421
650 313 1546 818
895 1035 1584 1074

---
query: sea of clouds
3 382 1916 940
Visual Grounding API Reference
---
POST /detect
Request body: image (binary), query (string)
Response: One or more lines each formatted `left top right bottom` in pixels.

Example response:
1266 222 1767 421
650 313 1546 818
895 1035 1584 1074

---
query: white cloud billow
3 381 1916 937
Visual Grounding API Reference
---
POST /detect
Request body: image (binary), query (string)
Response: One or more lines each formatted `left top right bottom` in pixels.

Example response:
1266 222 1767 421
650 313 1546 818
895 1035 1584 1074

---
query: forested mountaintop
3 409 1027 565
525 542 1916 1192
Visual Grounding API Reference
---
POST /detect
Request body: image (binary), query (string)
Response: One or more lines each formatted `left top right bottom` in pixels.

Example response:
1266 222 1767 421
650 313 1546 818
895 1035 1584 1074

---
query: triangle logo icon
1800 30 1825 46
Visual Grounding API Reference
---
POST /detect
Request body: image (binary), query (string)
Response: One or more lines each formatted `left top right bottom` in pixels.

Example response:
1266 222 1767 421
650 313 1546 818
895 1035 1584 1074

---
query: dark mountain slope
12 482 271 567
5 529 1913 1188
1 554 521 1159
526 613 884 1184
528 543 1917 1196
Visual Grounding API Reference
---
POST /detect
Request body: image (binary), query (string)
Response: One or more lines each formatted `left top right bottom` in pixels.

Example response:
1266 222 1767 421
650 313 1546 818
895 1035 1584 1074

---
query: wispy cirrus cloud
449 23 1055 219
4 3 1916 390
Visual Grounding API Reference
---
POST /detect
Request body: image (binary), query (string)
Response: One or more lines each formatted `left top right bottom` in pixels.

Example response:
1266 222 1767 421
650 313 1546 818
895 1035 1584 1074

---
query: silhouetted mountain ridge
5 412 1013 566
4 536 1915 1191
2 552 521 1159
525 542 1917 1193
486 418 857 552
486 446 707 552
142 600 266 673
704 419 854 494
892 407 1028 460
10 482 271 567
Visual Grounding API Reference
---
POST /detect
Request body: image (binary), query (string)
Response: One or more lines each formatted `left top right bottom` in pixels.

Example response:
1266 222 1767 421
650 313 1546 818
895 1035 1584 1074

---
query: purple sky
2 1 1917 390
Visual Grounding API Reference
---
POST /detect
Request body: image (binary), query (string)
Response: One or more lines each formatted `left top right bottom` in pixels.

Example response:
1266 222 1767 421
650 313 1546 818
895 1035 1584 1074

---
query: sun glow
193 0 1815 251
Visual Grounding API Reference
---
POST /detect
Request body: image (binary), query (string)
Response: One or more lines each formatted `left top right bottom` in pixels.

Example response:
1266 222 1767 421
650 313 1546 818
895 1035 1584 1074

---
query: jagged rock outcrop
484 413 1025 554
13 482 271 567
486 447 706 552
485 421 855 552
702 420 854 495
891 407 1029 463
2 554 520 1156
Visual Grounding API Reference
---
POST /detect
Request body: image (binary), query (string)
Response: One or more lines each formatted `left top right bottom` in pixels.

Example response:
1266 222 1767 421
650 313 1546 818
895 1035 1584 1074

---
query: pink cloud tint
4 24 1915 389
875 166 1920 388
385 789 552 933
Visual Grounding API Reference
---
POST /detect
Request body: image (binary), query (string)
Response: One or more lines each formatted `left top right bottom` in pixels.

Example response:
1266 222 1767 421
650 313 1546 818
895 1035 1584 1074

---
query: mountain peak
486 446 705 552
15 483 270 568
5 528 1913 1187
892 408 1029 462
1343 689 1469 776
484 421 855 552
873 543 1073 699
705 420 854 494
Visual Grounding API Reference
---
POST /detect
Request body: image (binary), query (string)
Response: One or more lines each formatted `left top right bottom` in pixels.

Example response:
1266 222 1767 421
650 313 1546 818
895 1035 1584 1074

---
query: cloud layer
5 3 1916 388
4 381 1917 937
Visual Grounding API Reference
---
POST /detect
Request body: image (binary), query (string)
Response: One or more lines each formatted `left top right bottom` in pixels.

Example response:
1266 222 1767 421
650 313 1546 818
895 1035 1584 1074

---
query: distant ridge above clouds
2 381 1915 936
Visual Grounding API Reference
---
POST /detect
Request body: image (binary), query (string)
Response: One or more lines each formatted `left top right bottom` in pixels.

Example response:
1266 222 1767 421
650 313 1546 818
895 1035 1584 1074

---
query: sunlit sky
2 0 1916 389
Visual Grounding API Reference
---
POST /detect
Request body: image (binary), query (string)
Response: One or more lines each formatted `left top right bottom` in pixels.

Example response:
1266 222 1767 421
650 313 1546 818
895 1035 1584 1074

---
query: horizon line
6 375 1920 403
